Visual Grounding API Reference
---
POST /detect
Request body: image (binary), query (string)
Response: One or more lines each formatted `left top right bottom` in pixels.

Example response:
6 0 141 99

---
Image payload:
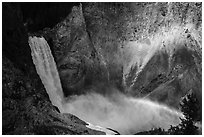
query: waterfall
28 36 64 112
28 36 184 134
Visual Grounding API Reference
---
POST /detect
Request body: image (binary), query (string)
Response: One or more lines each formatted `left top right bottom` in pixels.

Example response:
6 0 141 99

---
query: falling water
28 36 184 134
28 36 64 112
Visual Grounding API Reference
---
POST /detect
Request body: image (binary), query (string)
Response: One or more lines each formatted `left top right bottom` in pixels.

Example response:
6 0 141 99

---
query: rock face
120 3 202 113
87 3 201 111
45 2 201 113
44 4 111 96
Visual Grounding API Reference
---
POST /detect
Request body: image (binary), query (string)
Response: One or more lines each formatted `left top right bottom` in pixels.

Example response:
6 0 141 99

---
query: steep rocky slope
121 3 202 114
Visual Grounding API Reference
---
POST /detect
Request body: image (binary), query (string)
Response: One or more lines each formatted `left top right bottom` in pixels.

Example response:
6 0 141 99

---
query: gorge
2 2 202 135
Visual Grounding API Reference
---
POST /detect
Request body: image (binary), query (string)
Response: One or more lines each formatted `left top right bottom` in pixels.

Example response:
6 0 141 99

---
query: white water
28 36 64 111
29 36 183 134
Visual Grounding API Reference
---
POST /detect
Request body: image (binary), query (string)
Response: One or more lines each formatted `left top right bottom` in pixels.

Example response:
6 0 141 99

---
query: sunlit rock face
47 2 201 112
85 3 202 112
125 24 202 110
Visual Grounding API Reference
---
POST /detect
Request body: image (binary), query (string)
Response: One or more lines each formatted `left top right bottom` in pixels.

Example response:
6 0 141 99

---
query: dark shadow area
20 2 80 32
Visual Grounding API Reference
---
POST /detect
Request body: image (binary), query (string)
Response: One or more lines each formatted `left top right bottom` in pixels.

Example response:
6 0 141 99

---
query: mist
62 87 183 134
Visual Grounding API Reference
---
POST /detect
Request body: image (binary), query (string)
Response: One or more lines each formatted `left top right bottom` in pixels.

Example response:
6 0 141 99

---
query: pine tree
168 93 200 135
178 93 199 134
180 93 200 121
